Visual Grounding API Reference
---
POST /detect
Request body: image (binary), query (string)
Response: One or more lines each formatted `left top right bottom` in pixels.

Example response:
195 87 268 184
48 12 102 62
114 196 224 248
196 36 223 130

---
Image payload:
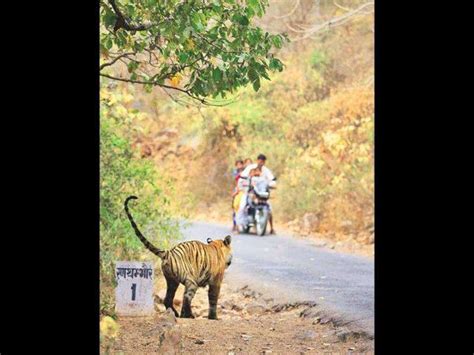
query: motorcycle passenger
232 159 244 179
236 154 276 234
243 158 253 169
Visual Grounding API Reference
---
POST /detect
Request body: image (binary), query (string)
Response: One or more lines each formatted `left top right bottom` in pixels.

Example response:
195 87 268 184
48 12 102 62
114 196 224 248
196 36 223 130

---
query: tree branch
108 0 153 31
273 0 301 19
100 52 136 71
290 2 374 41
333 0 352 12
101 72 193 93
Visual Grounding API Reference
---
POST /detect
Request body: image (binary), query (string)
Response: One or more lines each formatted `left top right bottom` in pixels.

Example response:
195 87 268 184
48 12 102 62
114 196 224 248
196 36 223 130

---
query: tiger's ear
224 235 232 246
206 238 213 244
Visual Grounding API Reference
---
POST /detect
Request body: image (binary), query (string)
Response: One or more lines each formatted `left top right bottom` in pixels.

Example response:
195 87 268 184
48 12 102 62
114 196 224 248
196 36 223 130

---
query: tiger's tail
124 196 165 258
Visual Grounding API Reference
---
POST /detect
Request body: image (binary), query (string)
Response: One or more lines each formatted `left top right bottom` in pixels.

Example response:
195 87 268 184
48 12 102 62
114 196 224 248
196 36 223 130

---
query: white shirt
240 164 275 182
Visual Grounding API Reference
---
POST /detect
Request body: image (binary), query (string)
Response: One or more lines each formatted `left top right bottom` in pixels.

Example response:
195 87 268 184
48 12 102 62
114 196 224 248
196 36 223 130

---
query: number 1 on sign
131 283 137 301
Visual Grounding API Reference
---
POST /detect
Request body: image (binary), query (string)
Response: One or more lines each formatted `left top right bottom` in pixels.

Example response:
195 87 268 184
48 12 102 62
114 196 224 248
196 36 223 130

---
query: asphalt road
180 221 374 335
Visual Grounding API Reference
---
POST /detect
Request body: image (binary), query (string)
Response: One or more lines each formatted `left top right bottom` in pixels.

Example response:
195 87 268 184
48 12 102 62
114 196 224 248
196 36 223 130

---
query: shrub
100 83 181 314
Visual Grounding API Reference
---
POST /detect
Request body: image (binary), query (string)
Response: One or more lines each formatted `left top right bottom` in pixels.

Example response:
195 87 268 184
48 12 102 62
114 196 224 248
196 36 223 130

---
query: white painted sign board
115 261 155 316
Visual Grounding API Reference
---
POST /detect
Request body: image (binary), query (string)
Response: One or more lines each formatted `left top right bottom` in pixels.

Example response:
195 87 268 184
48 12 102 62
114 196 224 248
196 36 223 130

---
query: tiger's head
207 235 233 268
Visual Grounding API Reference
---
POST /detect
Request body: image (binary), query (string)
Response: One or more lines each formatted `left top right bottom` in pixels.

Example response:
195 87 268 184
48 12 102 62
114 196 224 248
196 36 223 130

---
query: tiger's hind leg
208 281 222 320
180 280 198 318
164 276 179 318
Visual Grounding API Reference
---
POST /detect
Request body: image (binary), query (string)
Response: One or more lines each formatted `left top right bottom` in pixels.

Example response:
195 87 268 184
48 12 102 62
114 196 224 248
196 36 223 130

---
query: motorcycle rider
236 154 276 234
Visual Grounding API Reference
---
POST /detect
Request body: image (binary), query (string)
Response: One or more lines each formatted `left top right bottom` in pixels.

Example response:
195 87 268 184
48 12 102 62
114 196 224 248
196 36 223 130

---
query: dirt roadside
101 277 374 354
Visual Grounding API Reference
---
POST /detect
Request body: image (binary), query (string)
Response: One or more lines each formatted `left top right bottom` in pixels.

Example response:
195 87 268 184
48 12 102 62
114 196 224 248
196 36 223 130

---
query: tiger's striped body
161 240 230 287
124 196 232 319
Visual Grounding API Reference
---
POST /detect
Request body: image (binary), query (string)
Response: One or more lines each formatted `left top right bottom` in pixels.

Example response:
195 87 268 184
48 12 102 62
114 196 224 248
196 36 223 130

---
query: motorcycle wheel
238 225 250 234
255 209 268 236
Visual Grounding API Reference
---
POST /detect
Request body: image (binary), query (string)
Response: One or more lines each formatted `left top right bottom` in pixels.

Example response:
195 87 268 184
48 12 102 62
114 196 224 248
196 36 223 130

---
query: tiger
124 195 233 320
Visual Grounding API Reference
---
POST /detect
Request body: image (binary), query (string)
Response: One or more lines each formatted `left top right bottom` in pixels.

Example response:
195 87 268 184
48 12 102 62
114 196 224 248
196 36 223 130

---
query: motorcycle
239 177 276 236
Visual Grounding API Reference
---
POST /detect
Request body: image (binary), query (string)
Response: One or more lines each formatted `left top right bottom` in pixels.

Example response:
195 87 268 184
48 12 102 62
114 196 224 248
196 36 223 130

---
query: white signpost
115 261 155 316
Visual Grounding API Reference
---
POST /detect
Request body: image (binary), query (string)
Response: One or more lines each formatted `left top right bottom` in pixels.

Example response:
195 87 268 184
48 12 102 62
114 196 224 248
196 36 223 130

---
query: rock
300 306 322 319
155 303 166 313
296 330 318 341
241 334 252 341
367 223 375 233
286 219 300 231
272 304 286 312
232 304 243 312
314 240 327 247
300 306 338 326
242 289 259 298
368 233 375 244
245 301 268 315
159 328 181 353
301 213 320 234
156 290 167 302
220 300 234 309
156 128 179 138
154 294 164 304
340 220 353 231
335 329 366 342
245 302 268 315
160 307 177 328
272 301 317 313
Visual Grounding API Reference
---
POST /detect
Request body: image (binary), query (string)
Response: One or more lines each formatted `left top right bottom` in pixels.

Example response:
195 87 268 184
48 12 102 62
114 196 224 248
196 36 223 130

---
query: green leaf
259 68 270 81
105 37 113 50
247 0 263 17
245 6 255 18
212 68 222 82
178 52 189 63
103 11 116 28
145 85 153 93
127 61 139 73
182 26 191 41
269 58 283 72
126 4 135 17
192 12 204 31
252 76 260 91
235 15 249 26
248 68 258 83
272 35 282 49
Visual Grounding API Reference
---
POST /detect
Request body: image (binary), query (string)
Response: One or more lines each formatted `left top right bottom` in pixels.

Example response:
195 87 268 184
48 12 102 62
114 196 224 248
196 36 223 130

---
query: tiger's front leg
208 282 222 320
180 280 197 318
